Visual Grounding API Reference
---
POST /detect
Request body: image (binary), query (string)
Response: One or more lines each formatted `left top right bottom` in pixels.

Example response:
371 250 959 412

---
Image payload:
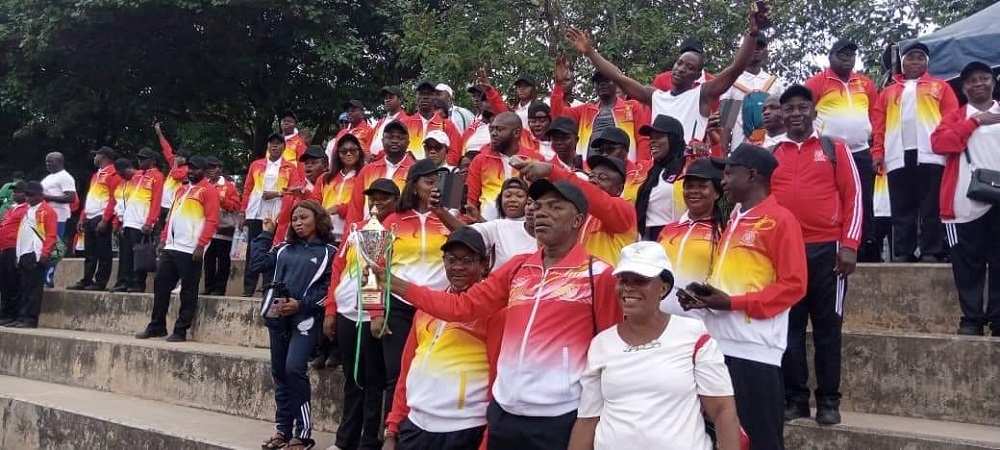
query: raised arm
700 8 761 112
567 26 655 105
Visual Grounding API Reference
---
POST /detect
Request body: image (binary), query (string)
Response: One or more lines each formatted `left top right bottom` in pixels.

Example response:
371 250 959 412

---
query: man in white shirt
436 83 475 132
41 151 75 287
721 36 785 151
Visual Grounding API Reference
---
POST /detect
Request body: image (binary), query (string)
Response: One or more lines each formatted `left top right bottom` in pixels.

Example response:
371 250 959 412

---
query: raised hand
554 53 570 82
476 67 492 88
565 26 593 55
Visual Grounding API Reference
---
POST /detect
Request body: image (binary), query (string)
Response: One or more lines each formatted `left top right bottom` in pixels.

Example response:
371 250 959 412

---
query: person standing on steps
136 156 219 343
369 86 409 159
0 182 27 326
68 146 120 292
770 85 862 426
109 156 162 294
203 156 241 296
154 122 190 244
8 181 58 329
252 200 336 450
40 152 76 288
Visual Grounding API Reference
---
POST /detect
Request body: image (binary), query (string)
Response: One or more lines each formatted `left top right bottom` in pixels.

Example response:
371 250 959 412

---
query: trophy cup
351 207 396 311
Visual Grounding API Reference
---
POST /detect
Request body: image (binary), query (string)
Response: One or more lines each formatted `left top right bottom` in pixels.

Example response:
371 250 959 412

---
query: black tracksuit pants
888 150 945 260
80 216 113 288
145 249 202 336
783 241 844 406
16 255 46 326
203 236 233 294
113 227 147 290
947 207 1000 334
335 314 386 450
0 248 19 320
727 356 785 450
485 402 576 450
381 297 416 424
397 418 485 450
267 314 321 440
853 150 880 262
243 219 264 295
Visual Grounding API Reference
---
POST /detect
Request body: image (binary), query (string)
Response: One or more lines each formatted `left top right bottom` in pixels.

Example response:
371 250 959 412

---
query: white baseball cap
423 129 451 147
435 83 454 96
613 241 674 279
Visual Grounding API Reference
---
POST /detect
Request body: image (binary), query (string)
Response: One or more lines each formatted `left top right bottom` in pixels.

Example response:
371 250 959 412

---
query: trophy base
360 288 385 311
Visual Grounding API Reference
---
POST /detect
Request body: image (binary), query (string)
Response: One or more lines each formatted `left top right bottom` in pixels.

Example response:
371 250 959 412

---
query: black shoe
958 324 985 336
11 321 36 329
241 292 255 298
165 333 187 342
815 404 842 425
109 285 129 293
84 285 107 292
891 255 916 263
325 353 342 369
918 254 944 263
210 290 226 296
200 290 212 295
310 357 327 370
784 402 810 421
2 320 21 328
67 282 90 290
135 329 168 339
0 317 15 326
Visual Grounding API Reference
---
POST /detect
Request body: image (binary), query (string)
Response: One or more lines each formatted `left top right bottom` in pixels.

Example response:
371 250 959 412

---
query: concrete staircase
0 260 996 449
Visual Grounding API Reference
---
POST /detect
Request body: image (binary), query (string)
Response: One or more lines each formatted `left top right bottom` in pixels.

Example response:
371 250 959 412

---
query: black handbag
134 235 158 273
964 150 1000 205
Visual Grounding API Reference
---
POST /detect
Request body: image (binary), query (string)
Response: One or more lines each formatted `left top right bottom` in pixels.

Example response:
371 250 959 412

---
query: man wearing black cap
401 81 462 165
344 120 416 229
545 116 585 173
804 39 881 262
374 178 621 450
326 100 372 165
721 35 785 152
239 133 304 296
568 6 761 147
382 225 493 449
771 84 862 426
280 109 309 163
589 127 648 204
203 156 241 296
109 156 162 293
137 155 220 342
932 61 1000 337
552 54 652 163
872 42 959 263
68 146 121 291
8 181 57 328
0 183 28 326
369 86 409 159
512 73 541 127
686 143 807 450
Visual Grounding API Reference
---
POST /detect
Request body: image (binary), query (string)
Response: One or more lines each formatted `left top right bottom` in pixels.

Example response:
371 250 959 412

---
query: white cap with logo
435 83 454 97
423 129 451 147
613 241 674 279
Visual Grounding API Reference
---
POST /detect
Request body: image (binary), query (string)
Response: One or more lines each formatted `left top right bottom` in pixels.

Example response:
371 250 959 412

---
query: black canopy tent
899 2 1000 81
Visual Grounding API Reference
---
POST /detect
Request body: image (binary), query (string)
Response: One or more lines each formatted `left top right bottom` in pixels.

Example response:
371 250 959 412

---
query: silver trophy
350 209 396 311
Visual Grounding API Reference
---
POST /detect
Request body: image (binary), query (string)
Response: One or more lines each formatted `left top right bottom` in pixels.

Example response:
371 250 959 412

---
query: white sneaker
171 282 181 294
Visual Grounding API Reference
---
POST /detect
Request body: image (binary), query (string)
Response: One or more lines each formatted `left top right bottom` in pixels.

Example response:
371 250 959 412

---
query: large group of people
0 4 998 450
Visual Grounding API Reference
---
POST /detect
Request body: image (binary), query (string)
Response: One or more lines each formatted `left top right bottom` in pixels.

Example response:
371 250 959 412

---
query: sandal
262 433 288 449
287 438 316 450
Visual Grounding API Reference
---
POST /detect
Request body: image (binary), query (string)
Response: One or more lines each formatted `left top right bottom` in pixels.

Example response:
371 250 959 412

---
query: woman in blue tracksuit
251 199 336 450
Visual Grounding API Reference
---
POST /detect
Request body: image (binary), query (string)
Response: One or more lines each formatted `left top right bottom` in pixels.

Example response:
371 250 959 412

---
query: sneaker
165 333 187 342
784 402 810 421
1 320 20 328
958 324 985 336
171 283 181 294
0 317 16 326
815 405 842 425
135 329 168 339
109 285 129 293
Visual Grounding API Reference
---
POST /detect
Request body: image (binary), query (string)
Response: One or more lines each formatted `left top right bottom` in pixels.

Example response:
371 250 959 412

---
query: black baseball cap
205 156 224 168
407 158 449 182
712 143 779 177
679 37 704 54
587 155 627 180
280 110 298 121
639 115 684 137
528 101 550 117
440 226 488 258
137 147 160 161
545 117 578 137
591 71 610 83
13 180 26 192
343 99 365 111
383 120 408 135
590 127 630 149
680 157 723 181
528 179 588 215
91 146 116 160
23 181 43 195
830 39 858 54
381 86 404 98
185 155 210 170
467 85 485 95
363 178 401 197
415 80 437 92
960 61 993 83
514 73 537 87
113 157 134 172
780 84 814 104
299 145 327 162
901 42 929 57
501 177 529 192
266 132 285 144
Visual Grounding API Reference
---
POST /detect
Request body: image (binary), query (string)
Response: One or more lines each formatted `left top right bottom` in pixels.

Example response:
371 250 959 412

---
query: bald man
466 111 543 220
41 151 76 287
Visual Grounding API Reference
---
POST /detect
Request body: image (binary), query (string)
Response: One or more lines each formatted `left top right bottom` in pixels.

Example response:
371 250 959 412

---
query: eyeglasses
424 144 445 152
588 171 616 182
339 147 360 155
443 255 481 266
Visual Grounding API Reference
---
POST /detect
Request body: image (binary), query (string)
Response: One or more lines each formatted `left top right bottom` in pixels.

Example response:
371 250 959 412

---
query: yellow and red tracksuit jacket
342 154 416 233
370 210 451 316
465 142 542 220
241 156 303 240
548 165 638 265
658 213 717 286
282 131 309 163
16 201 58 259
83 164 120 222
804 68 879 153
158 136 188 210
112 169 163 231
404 113 463 165
872 72 959 172
161 178 220 254
550 84 651 163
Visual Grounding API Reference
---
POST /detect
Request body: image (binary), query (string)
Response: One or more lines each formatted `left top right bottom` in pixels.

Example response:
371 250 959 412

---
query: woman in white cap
568 241 743 450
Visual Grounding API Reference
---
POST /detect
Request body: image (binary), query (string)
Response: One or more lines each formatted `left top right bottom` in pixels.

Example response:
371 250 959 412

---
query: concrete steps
784 410 1000 450
0 375 333 450
0 327 345 433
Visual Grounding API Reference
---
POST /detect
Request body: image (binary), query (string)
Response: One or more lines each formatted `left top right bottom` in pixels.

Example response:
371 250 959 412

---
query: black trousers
382 297 417 422
268 314 321 440
485 402 576 450
888 150 945 260
0 248 19 320
335 314 386 450
398 418 485 450
203 236 233 294
80 216 113 287
153 207 169 247
726 356 785 450
16 256 46 326
113 227 147 290
948 207 1000 333
783 242 844 405
852 150 879 262
146 249 202 335
242 219 264 295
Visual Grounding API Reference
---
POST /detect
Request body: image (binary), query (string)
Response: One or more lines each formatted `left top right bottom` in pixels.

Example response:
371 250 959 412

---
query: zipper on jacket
419 320 448 373
516 268 548 386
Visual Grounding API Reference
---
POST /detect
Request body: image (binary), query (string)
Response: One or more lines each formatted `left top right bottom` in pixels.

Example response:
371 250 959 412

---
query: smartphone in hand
754 0 772 30
686 282 713 297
